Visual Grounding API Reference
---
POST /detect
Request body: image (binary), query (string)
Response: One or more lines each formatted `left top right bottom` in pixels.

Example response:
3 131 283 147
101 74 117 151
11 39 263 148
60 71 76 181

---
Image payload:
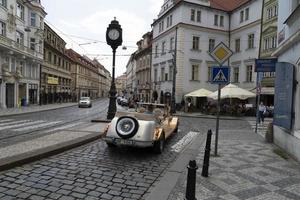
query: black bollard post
202 129 212 177
185 160 198 200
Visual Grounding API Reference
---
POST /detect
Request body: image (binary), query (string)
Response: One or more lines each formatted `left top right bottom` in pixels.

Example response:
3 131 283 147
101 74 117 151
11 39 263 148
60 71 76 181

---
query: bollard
202 129 212 177
185 160 198 200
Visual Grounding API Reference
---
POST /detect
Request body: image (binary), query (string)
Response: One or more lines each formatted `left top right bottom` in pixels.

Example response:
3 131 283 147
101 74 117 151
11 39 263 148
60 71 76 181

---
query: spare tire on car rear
115 116 139 139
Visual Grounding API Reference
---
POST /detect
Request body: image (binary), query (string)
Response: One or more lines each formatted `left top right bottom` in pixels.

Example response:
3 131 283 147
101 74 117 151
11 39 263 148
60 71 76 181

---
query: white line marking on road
0 119 13 123
0 120 45 131
14 121 63 132
42 122 84 133
171 131 199 153
0 120 31 127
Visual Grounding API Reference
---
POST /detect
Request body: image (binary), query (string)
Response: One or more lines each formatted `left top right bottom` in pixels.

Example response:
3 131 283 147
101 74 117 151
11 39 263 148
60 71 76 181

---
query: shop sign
48 77 58 85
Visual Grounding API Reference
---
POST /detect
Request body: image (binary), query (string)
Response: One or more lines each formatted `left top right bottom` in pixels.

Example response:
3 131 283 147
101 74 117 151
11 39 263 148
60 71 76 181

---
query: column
14 82 18 108
26 83 29 106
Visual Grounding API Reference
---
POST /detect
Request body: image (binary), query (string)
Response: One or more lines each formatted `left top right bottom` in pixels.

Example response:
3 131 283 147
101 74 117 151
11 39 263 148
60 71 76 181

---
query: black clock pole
106 18 122 120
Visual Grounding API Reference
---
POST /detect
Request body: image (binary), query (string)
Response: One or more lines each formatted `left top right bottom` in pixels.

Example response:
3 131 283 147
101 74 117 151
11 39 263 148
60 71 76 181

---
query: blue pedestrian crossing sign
211 66 230 84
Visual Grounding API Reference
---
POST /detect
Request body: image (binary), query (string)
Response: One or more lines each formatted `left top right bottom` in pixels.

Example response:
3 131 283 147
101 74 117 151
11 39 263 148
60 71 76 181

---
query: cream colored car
103 103 179 153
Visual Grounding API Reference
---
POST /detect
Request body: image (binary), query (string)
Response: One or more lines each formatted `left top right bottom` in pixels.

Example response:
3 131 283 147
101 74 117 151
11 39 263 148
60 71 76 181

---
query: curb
174 113 242 120
0 132 103 172
145 132 206 200
0 104 77 117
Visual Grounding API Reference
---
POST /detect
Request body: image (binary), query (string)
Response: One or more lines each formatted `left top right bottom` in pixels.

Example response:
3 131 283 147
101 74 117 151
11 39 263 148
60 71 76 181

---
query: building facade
92 58 108 97
258 0 278 105
125 53 136 99
135 32 152 102
0 0 46 108
151 0 262 105
41 23 72 104
66 49 100 101
272 0 300 160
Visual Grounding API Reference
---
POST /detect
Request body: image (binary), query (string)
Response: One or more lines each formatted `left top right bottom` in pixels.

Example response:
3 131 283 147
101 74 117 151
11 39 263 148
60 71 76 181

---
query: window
155 45 158 57
17 3 24 20
233 67 239 83
235 39 240 52
16 31 24 45
48 51 52 63
272 35 277 48
161 67 165 81
169 65 173 81
214 15 218 26
169 15 173 26
0 0 6 7
165 73 168 81
197 10 201 22
274 5 278 16
30 38 35 50
30 12 37 27
191 64 199 81
220 16 224 27
207 66 212 82
161 41 166 55
0 21 6 36
209 39 215 52
191 9 195 21
248 34 254 49
192 36 200 50
245 8 249 21
267 7 272 19
154 69 158 82
246 65 253 82
240 10 244 23
170 37 174 51
161 20 164 32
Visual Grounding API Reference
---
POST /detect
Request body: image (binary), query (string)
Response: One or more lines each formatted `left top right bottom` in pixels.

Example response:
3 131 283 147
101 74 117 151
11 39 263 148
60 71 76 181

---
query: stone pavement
0 122 108 171
0 103 77 117
165 122 300 200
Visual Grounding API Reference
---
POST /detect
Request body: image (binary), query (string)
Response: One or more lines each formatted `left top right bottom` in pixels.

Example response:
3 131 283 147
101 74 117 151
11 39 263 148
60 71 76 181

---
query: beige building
259 0 278 105
41 23 72 104
0 0 46 108
115 74 126 96
135 32 152 102
66 49 100 100
92 58 108 97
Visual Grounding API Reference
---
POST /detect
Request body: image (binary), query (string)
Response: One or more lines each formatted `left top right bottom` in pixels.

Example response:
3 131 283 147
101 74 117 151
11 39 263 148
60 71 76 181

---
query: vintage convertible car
103 103 179 153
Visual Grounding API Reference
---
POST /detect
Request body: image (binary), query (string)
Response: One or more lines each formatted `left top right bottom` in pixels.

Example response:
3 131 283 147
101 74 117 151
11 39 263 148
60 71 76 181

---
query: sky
42 0 164 77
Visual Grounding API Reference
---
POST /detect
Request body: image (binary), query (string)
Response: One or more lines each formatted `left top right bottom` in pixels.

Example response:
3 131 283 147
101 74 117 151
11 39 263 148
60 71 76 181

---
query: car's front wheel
153 132 165 154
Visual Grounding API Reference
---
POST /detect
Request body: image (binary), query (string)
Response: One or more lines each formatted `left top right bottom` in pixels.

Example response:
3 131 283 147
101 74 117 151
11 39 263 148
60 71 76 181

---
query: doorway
6 83 14 108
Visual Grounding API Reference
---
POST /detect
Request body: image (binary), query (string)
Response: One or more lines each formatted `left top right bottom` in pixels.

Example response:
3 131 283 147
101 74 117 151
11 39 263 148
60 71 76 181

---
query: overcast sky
42 0 164 77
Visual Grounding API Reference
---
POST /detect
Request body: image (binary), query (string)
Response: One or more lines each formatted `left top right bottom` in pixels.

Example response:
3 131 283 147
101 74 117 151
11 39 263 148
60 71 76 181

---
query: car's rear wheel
116 116 139 139
153 132 165 154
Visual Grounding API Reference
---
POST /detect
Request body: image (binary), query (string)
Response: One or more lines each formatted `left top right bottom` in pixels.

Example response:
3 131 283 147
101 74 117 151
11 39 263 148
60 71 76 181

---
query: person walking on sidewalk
258 102 266 124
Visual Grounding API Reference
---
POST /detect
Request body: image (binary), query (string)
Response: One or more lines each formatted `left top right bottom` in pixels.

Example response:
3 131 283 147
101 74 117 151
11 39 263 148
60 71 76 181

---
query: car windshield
80 97 90 101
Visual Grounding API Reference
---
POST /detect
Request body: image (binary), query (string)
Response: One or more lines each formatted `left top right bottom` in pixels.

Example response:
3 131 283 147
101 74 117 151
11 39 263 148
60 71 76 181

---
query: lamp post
106 17 123 120
171 27 178 114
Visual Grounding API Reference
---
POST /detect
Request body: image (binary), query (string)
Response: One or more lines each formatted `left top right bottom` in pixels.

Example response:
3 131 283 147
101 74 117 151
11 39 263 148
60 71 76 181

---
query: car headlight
116 117 139 139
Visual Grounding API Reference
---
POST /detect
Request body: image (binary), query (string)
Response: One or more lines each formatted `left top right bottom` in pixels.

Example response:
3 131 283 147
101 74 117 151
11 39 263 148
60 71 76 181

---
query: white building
273 0 300 160
125 53 137 99
0 0 46 108
152 0 262 105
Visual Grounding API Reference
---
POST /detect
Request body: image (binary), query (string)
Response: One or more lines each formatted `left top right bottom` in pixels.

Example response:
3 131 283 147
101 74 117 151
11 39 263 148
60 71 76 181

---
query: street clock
106 18 123 49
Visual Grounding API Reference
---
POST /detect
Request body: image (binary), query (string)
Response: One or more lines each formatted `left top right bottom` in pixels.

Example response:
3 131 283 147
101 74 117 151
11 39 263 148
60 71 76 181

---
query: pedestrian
258 102 266 124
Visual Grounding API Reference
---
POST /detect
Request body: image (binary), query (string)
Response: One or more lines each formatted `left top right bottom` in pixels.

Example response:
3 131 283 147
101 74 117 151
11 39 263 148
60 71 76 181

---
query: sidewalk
0 121 108 171
0 103 77 117
147 122 300 200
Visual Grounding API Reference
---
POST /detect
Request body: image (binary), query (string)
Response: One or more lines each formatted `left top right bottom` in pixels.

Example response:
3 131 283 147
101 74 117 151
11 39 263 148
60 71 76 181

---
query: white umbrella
184 88 213 97
208 83 256 100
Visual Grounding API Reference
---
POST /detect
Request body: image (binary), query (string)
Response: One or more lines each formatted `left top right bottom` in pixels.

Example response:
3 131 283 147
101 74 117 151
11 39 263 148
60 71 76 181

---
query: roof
210 0 251 11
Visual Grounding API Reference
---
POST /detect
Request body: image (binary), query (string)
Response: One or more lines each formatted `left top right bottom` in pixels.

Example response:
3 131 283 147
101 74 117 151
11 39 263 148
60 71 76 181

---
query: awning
251 87 274 95
184 88 213 97
208 83 256 100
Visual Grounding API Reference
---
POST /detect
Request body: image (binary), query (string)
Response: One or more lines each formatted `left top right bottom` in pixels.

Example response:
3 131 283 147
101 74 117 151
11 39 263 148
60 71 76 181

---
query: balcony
0 35 43 60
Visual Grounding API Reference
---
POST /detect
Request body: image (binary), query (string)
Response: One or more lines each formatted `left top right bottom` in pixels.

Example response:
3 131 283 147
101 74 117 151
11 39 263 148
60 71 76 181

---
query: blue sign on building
255 58 277 72
273 62 295 130
211 66 230 84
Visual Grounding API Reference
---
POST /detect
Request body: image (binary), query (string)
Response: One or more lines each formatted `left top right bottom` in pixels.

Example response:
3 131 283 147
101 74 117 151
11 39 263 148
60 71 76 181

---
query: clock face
108 29 120 40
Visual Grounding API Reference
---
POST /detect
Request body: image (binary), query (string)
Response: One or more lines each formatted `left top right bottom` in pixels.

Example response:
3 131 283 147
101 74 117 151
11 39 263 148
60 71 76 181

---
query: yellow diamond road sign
210 42 233 65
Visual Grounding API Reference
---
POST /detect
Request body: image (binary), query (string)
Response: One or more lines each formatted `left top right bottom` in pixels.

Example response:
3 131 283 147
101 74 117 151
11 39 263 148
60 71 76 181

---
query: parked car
78 97 92 108
103 103 179 153
120 98 128 106
117 96 123 105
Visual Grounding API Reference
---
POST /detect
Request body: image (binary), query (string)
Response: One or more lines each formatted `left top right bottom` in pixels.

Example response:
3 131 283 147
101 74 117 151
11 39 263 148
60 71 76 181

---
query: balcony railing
0 35 43 60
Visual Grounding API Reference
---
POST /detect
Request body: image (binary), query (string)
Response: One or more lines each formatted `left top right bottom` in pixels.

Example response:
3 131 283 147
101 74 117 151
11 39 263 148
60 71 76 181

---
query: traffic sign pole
215 83 221 156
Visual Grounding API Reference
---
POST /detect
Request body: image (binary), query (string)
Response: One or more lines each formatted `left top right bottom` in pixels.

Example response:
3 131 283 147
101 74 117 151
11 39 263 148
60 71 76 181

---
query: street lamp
106 17 123 120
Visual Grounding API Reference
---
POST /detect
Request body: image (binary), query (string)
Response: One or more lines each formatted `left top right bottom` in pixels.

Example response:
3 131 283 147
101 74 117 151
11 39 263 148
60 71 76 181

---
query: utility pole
171 26 178 114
